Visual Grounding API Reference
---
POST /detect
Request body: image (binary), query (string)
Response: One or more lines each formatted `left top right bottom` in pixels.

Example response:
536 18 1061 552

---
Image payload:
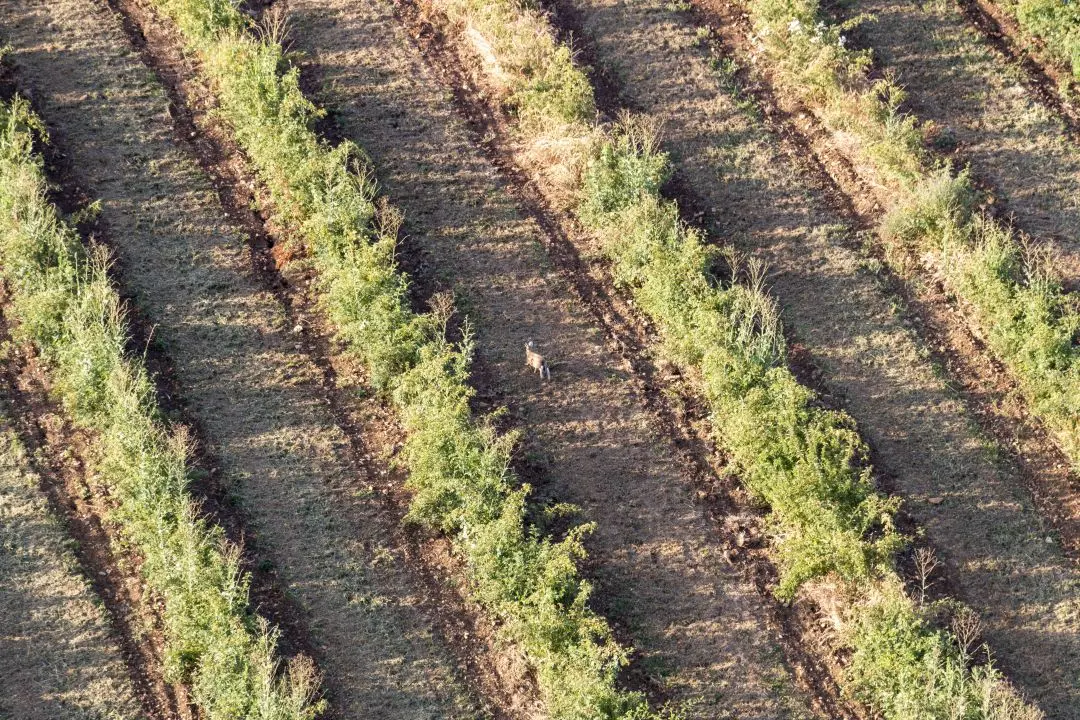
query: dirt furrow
848 0 1080 287
954 0 1080 131
277 0 825 717
0 407 149 720
548 0 1080 715
0 1 486 718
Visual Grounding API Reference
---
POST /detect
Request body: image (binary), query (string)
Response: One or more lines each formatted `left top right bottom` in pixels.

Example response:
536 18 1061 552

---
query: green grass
416 1 1045 717
0 95 322 720
1001 0 1080 81
145 1 656 717
744 0 1080 470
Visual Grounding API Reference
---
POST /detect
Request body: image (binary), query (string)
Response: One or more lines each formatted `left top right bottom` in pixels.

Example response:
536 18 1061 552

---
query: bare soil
275 0 830 717
546 0 1080 715
956 0 1080 128
0 1 488 717
0 405 149 720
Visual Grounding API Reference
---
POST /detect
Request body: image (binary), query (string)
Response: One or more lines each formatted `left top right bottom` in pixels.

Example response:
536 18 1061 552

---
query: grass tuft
438 0 596 130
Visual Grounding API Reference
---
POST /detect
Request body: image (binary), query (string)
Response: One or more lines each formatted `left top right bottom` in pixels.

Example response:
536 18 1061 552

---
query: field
0 0 1076 718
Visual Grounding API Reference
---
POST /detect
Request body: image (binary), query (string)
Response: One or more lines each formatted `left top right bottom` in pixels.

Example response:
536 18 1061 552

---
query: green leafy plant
1006 0 1080 81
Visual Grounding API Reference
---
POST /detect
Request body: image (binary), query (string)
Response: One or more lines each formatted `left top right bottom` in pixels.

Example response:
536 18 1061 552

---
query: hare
525 340 551 380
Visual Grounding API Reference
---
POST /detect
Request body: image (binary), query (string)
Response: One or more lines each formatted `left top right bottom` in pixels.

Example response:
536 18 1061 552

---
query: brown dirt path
0 1 481 718
0 411 147 720
283 0 817 717
852 0 1080 288
553 0 1080 715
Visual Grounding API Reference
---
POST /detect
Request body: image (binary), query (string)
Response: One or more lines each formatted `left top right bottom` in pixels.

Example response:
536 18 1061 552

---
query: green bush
0 96 322 720
880 168 1080 460
439 0 596 129
578 122 902 599
149 1 650 716
1009 0 1080 80
845 580 1042 720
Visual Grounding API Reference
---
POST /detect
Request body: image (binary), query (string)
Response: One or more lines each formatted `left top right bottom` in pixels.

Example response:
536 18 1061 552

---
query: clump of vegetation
580 120 901 597
440 0 596 130
884 173 1080 460
0 95 323 720
412 1 1045 716
750 0 925 186
1005 0 1080 82
148 0 654 716
844 578 1042 720
744 0 1080 470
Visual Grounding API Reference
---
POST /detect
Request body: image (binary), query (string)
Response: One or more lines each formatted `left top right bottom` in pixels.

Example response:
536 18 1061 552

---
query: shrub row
426 1 1044 717
581 122 1038 719
999 0 1080 81
745 0 1080 466
145 1 659 717
0 95 322 720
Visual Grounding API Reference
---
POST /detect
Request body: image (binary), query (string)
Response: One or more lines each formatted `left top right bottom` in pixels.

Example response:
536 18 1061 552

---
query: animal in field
525 340 551 380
